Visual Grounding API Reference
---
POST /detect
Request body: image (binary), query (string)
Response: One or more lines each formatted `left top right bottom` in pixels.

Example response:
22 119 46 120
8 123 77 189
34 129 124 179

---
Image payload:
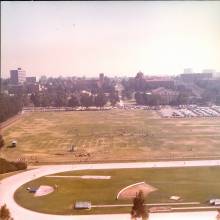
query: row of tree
30 91 120 108
39 75 116 94
0 94 23 123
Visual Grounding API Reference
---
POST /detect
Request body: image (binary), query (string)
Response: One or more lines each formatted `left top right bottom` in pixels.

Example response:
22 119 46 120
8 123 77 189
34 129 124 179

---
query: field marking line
117 182 145 199
46 175 111 179
92 202 201 208
172 206 220 211
117 182 157 200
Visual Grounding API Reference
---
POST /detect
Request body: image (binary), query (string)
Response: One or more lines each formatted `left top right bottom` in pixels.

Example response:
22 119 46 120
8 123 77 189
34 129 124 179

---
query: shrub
11 161 27 170
0 204 13 220
0 158 27 174
0 134 5 148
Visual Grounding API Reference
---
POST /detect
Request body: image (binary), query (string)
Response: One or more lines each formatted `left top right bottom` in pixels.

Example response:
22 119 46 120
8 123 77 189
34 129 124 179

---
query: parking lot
158 106 220 118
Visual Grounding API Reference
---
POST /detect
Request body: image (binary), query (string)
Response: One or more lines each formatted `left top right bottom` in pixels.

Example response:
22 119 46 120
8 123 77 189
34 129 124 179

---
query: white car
209 199 220 205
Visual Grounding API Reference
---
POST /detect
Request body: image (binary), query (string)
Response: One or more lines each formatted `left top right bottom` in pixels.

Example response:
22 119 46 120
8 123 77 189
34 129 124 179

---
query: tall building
184 68 194 74
99 73 104 83
203 69 215 74
26 76 37 84
10 68 26 84
180 73 213 82
145 77 175 89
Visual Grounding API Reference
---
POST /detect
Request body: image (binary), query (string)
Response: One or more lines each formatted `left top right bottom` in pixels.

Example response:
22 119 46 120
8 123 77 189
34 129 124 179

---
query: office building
10 68 26 84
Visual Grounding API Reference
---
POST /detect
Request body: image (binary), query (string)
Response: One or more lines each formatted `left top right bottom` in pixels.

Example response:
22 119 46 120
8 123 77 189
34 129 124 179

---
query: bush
11 161 27 170
0 204 13 220
0 158 27 174
0 134 5 148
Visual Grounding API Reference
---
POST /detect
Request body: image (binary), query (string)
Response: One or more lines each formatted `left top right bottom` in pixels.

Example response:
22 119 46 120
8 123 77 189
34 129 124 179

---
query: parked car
209 199 220 206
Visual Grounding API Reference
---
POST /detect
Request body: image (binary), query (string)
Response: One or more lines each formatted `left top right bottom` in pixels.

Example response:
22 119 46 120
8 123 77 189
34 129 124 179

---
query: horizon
1 1 220 78
2 68 220 80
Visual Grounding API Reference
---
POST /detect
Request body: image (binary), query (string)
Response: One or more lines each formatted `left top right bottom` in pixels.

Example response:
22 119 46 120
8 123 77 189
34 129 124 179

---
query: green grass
14 166 220 215
2 110 220 164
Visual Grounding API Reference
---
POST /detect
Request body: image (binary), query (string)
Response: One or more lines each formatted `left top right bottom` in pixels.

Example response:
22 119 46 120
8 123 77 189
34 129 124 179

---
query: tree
0 94 22 123
122 90 133 100
109 91 119 106
131 190 149 220
94 92 107 109
80 93 93 108
0 204 13 220
0 134 5 149
30 93 40 107
134 72 146 92
68 95 80 107
54 89 67 107
135 92 144 105
175 92 189 105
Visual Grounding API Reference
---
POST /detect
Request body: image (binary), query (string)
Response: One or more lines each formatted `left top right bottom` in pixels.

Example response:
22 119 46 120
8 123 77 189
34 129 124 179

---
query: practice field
14 166 220 214
2 110 220 163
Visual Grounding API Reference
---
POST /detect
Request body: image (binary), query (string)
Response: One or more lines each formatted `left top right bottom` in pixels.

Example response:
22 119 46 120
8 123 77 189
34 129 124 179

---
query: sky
1 1 220 78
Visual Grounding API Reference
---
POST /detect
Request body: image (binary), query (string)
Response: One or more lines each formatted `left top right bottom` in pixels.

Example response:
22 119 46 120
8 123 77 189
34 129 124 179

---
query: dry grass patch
2 110 220 163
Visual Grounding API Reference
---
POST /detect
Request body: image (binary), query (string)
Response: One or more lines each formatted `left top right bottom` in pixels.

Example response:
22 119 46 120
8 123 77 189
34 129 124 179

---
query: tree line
30 91 119 108
30 76 119 107
0 94 23 123
1 76 120 111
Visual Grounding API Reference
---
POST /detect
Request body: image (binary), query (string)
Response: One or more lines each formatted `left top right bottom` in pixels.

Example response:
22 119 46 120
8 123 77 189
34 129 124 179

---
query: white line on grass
92 202 200 208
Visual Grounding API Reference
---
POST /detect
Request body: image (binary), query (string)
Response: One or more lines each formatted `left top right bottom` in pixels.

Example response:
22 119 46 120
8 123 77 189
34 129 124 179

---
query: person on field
54 184 58 191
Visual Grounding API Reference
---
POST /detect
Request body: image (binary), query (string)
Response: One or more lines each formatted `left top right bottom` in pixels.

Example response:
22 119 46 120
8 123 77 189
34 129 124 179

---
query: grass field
2 110 220 163
14 166 220 214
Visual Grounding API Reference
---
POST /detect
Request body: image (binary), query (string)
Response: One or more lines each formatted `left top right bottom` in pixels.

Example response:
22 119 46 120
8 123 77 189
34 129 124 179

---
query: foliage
0 158 27 174
0 134 5 148
0 204 13 220
80 93 93 108
109 91 119 106
27 76 116 107
11 161 27 170
0 94 22 123
68 95 80 107
94 93 107 108
131 190 148 220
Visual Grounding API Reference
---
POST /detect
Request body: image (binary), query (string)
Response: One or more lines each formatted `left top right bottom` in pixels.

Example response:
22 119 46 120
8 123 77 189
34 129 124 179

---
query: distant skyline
1 1 220 78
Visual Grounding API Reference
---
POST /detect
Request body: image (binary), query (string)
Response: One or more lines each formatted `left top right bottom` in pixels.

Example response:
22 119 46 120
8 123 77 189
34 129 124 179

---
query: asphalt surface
1 160 220 220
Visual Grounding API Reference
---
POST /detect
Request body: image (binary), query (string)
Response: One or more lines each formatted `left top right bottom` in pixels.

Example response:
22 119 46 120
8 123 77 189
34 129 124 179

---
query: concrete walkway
0 160 220 220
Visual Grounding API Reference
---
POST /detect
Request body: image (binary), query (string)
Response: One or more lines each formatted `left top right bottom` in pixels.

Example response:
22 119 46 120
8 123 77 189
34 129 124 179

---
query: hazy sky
1 1 220 78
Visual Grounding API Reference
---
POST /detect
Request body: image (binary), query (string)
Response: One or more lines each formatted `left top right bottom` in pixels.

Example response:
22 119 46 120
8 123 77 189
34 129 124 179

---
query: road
1 160 220 220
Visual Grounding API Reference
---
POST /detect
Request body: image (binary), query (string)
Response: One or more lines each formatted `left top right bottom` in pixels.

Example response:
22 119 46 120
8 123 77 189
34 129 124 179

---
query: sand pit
117 182 157 200
34 185 54 197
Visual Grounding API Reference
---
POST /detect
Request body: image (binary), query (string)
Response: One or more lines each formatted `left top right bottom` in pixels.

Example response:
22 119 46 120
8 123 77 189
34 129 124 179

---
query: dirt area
117 182 157 200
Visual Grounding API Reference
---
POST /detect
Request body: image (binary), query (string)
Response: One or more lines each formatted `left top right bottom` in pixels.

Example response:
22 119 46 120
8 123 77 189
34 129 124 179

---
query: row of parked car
160 106 220 118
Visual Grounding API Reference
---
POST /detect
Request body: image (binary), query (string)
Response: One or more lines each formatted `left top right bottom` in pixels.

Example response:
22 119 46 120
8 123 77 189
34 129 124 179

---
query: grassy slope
2 110 220 163
14 166 220 215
